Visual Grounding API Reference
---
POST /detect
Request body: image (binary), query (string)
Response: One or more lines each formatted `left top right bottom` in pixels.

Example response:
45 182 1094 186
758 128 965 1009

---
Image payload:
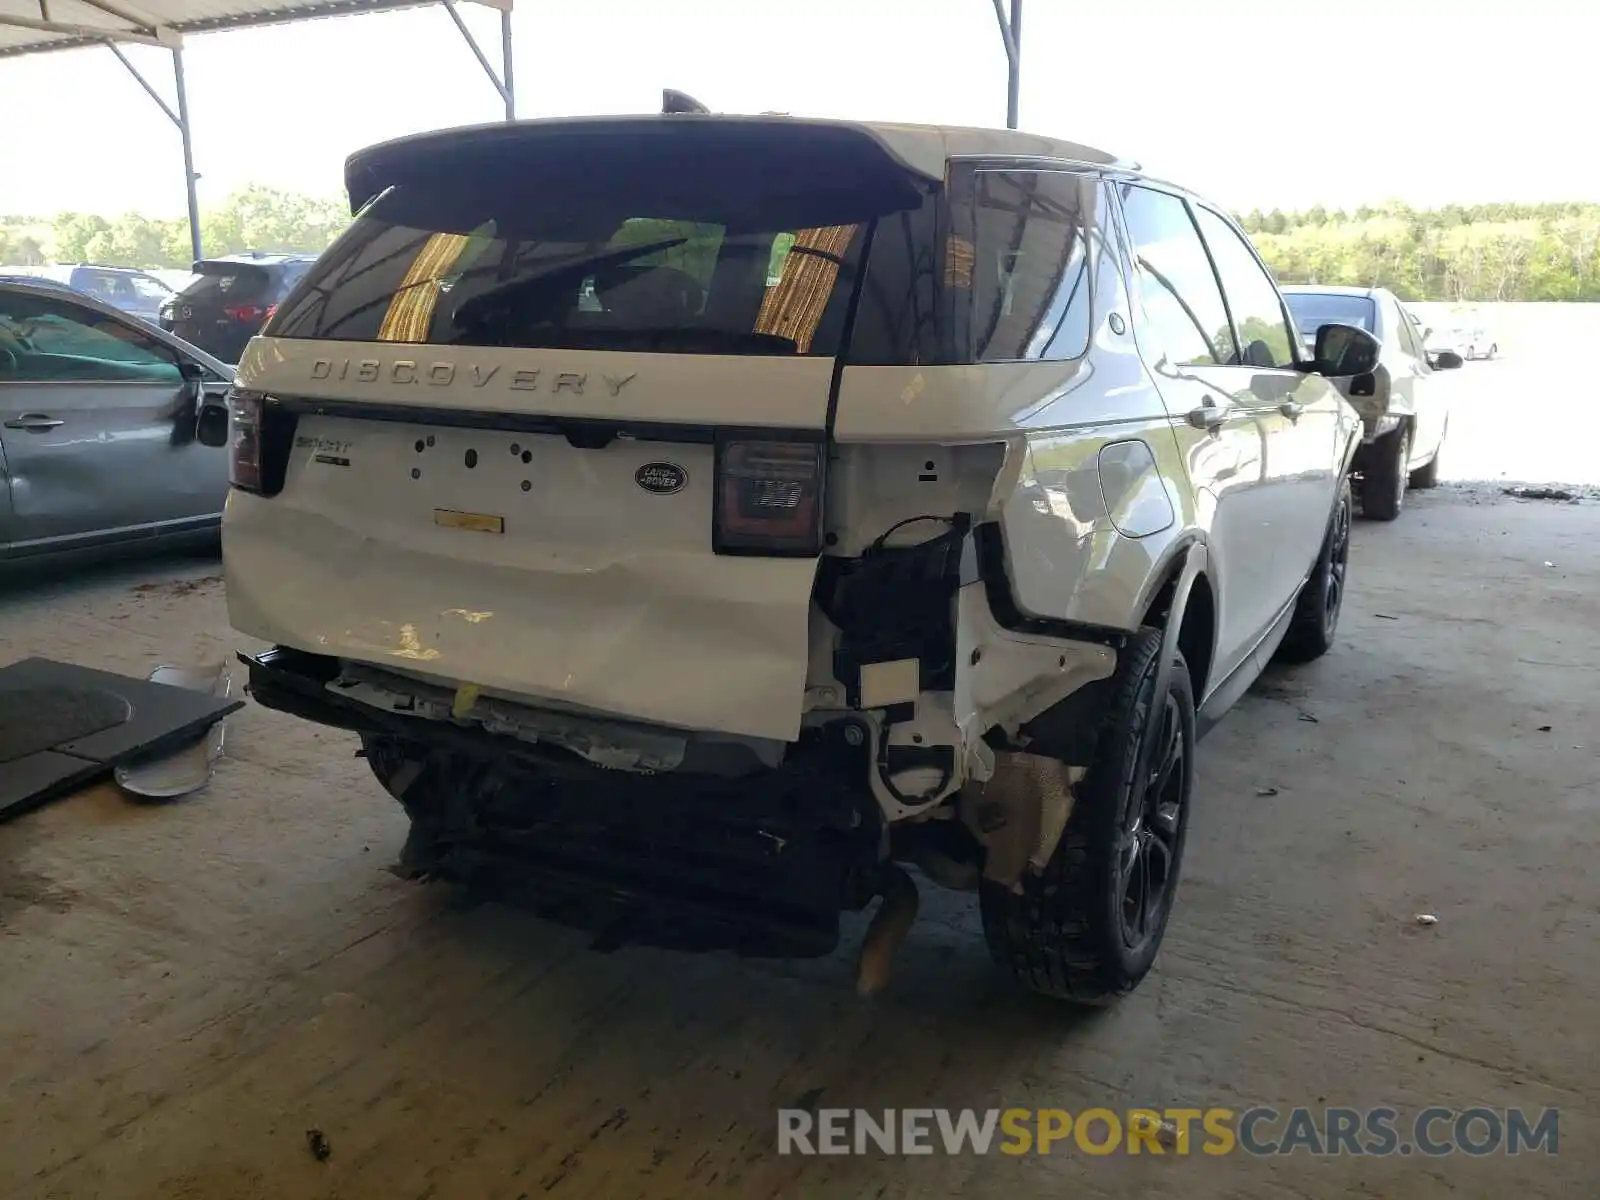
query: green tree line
0 184 349 270
1237 201 1600 302
6 187 1600 303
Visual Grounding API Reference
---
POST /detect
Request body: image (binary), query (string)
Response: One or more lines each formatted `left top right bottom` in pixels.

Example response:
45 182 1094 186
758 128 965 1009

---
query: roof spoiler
343 116 943 214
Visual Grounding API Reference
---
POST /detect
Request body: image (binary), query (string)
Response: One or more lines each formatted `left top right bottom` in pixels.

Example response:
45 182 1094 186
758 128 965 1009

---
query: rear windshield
1283 292 1376 336
268 131 1101 366
271 167 891 357
180 262 272 305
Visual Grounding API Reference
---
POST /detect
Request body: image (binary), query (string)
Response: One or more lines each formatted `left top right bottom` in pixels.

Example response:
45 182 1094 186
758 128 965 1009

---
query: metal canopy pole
442 0 514 120
173 48 202 261
500 7 514 121
104 39 203 261
990 0 1022 129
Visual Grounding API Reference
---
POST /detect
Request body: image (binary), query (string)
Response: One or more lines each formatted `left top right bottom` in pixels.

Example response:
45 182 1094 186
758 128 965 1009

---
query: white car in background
1282 285 1462 519
1426 322 1498 361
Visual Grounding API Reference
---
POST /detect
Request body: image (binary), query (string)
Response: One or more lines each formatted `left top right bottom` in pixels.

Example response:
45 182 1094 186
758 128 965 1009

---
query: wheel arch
1139 538 1215 705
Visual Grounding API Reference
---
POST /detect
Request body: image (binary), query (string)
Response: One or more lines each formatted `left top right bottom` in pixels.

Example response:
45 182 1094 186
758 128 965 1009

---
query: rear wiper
451 237 688 327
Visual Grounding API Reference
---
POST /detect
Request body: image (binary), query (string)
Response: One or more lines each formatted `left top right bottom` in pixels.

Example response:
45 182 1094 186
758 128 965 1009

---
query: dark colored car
160 253 317 363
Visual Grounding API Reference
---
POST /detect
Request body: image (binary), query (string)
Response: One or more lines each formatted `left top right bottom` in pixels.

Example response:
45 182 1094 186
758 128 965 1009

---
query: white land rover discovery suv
208 114 1371 1003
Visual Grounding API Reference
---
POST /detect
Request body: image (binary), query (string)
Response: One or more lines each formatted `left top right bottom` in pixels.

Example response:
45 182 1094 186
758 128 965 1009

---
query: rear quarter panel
832 208 1196 633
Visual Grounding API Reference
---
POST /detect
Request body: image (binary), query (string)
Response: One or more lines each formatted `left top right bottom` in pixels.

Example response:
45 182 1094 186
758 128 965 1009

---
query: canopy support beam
105 40 202 261
990 0 1022 129
442 0 514 119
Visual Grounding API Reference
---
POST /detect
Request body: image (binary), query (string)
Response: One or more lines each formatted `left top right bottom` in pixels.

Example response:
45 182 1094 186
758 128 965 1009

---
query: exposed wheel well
1142 563 1216 703
1178 575 1216 703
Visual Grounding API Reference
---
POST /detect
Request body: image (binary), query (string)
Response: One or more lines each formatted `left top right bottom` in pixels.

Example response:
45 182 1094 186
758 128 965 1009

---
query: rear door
1188 205 1343 597
1388 296 1445 460
1118 183 1282 679
0 289 220 553
228 128 922 740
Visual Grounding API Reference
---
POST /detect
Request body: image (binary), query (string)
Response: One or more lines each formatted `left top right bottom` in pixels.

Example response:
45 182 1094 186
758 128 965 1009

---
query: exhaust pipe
856 865 919 996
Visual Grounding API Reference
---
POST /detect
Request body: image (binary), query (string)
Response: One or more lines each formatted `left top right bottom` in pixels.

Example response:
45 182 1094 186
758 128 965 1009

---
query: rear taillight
228 388 264 492
714 438 825 556
222 302 268 322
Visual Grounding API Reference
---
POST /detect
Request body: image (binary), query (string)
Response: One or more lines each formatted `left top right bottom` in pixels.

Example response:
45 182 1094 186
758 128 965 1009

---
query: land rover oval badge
635 461 688 495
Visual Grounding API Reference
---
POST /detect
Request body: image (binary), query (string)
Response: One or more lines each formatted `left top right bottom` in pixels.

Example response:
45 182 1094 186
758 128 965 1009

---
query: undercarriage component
817 513 970 714
367 722 886 957
959 749 1084 890
403 731 884 956
855 865 919 996
246 648 888 957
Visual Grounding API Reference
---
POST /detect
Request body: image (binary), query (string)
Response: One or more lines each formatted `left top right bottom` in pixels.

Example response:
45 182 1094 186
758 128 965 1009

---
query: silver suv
206 114 1369 1003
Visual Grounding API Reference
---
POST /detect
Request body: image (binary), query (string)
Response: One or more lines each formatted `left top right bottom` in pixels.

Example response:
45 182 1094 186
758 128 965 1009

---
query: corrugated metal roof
0 0 506 58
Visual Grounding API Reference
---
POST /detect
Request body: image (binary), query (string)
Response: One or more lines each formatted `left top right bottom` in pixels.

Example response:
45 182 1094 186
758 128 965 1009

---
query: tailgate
223 120 930 740
224 354 835 742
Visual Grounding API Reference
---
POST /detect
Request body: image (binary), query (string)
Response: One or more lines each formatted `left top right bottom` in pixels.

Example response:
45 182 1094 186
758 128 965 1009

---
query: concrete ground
3 348 1597 1196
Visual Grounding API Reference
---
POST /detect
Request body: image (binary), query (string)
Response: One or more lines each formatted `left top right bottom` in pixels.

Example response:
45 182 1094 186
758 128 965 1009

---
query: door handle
1186 402 1229 430
3 414 64 431
1279 400 1305 419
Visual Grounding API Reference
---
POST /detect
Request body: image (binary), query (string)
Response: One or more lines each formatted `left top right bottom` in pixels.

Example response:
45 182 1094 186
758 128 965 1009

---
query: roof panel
0 0 506 58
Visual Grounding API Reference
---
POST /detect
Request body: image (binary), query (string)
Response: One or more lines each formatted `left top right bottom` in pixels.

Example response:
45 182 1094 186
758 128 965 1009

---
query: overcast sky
1 0 1591 218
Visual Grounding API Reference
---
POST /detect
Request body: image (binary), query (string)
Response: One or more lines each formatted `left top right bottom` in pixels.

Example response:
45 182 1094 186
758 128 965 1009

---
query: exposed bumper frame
242 646 886 956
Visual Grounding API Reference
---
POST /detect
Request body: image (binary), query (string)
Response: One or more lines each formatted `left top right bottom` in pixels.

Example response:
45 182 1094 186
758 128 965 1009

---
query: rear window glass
271 173 883 357
180 263 271 305
960 169 1092 362
1282 292 1376 336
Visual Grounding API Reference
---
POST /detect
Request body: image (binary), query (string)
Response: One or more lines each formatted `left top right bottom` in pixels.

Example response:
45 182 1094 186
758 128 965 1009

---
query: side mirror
1430 350 1464 371
1312 322 1381 377
196 399 230 448
171 361 205 447
178 359 205 401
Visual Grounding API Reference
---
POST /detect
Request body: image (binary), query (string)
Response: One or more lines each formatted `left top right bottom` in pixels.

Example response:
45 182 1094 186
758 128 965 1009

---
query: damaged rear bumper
243 647 885 956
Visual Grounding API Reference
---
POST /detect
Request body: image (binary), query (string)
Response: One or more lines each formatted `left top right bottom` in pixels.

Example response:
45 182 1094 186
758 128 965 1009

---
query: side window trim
1117 181 1237 367
1181 197 1243 366
1190 200 1303 369
1392 300 1421 359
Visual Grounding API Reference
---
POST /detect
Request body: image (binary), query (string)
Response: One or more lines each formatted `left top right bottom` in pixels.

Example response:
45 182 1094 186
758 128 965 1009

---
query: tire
1362 424 1409 521
1488 343 1497 359
980 628 1195 1004
1409 423 1445 490
1276 477 1352 665
1467 344 1476 361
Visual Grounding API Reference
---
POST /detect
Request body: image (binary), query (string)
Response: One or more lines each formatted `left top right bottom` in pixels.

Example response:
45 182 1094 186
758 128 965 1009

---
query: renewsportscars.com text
777 1106 1559 1157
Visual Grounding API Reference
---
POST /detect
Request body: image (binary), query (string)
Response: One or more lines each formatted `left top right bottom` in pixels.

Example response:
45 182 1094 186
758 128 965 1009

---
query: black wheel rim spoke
1323 495 1351 626
1121 693 1187 948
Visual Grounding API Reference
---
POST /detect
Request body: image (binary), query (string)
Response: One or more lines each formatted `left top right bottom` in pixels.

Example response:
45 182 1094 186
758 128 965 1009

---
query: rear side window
1190 206 1297 368
1119 185 1234 367
271 175 878 357
1391 301 1424 358
955 168 1092 362
846 167 1095 366
1283 292 1377 336
131 274 172 301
